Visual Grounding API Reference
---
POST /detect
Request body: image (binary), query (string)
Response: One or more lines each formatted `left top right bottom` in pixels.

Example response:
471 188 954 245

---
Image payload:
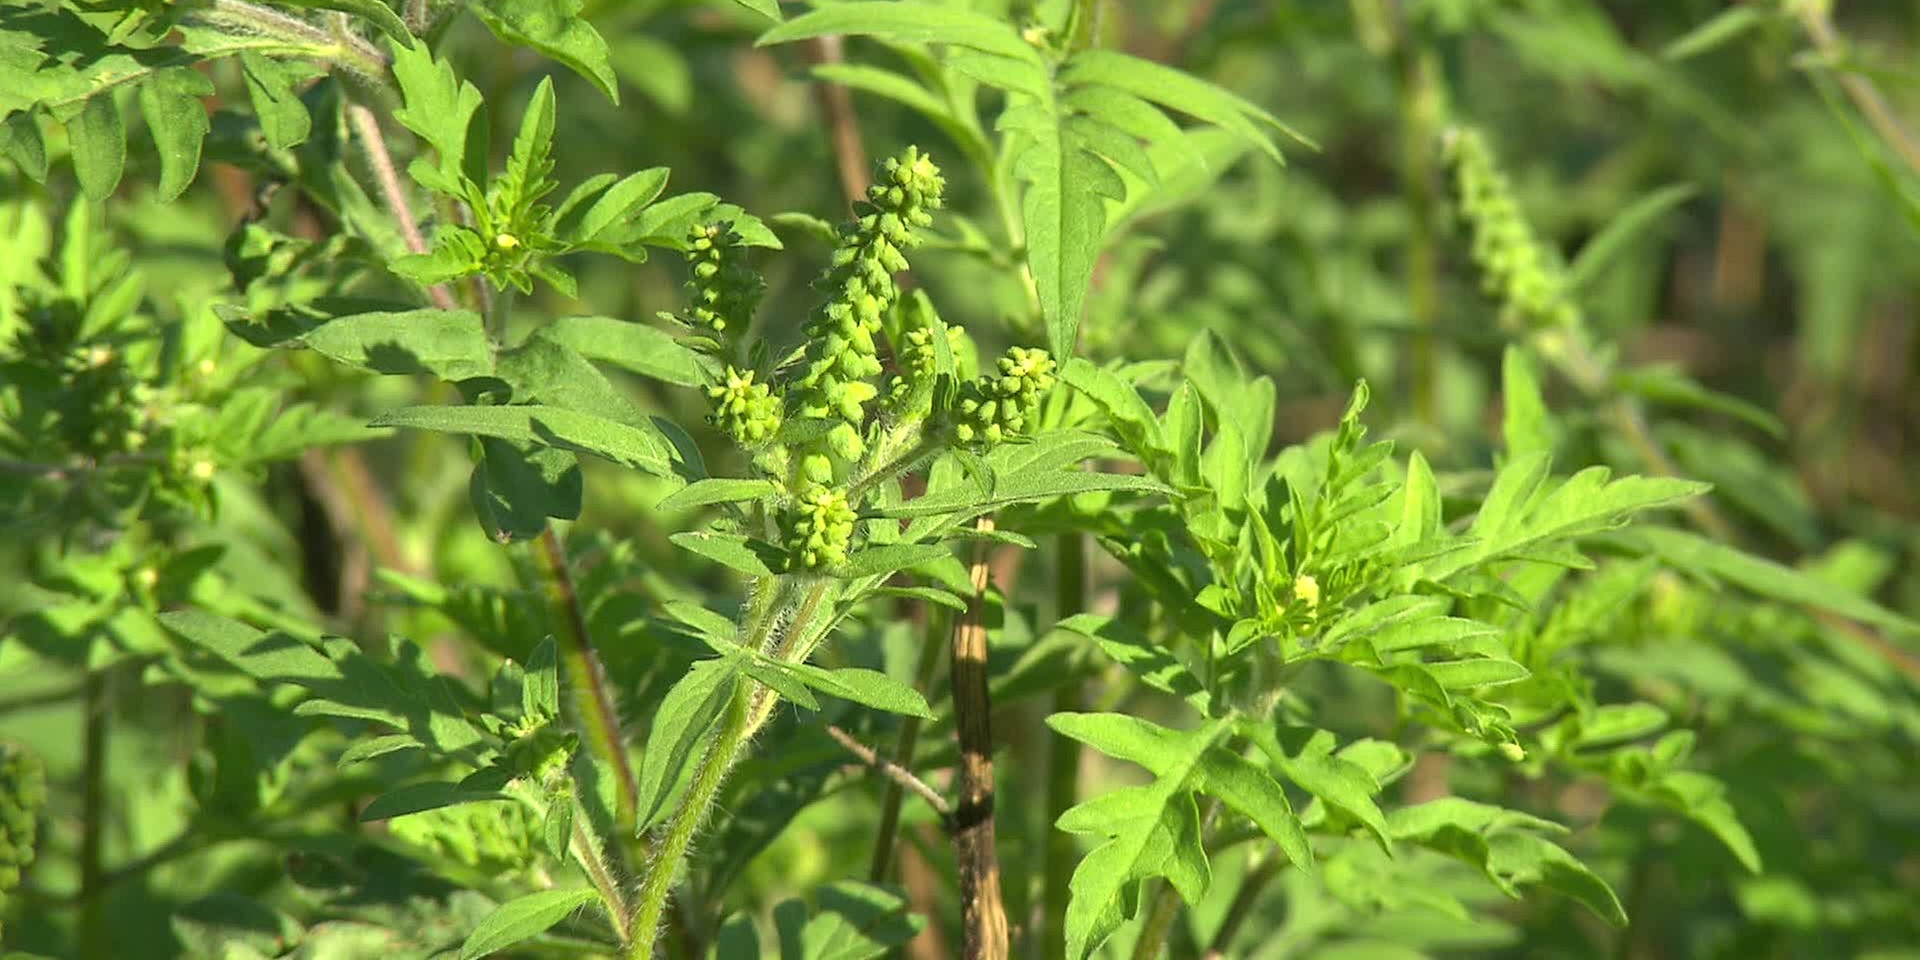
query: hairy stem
191 0 390 83
870 604 951 882
627 688 750 960
534 530 640 836
346 105 457 311
628 575 834 956
1041 531 1086 959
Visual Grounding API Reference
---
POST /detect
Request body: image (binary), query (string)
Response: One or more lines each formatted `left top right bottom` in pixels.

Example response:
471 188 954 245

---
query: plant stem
627 575 835 956
870 604 950 882
191 0 390 83
79 663 108 960
573 815 632 939
627 688 750 960
1041 531 1086 960
827 724 953 821
1793 0 1920 175
1200 854 1279 960
952 518 1009 960
802 35 873 207
1399 45 1445 430
534 529 640 836
346 105 458 311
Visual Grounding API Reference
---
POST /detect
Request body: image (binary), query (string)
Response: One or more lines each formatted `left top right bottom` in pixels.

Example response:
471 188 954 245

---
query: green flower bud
708 366 784 447
948 346 1056 449
1442 128 1580 332
0 743 47 911
788 148 945 474
778 486 858 571
681 221 764 343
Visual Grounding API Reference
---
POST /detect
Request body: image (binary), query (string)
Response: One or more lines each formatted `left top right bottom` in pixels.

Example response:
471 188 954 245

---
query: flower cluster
778 486 857 571
788 148 946 469
1442 128 1579 331
708 366 783 446
952 346 1056 448
681 221 764 342
887 321 970 410
0 744 45 908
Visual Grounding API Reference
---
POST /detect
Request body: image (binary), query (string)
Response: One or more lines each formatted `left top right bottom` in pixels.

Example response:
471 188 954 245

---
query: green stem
846 433 942 503
1400 47 1445 429
1042 532 1087 959
868 604 950 883
627 576 835 956
189 0 390 84
534 529 641 837
626 689 750 960
79 663 108 960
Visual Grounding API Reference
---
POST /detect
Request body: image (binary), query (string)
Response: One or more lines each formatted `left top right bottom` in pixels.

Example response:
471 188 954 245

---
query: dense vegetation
2 1 1917 958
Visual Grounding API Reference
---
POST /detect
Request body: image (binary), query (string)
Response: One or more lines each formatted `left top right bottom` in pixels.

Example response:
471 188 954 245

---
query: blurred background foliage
2 0 1918 958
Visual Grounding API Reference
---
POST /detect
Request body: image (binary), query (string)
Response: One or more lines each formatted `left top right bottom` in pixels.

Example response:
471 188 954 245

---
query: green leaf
729 0 782 23
773 882 926 960
757 3 1041 62
1047 712 1227 959
1635 527 1920 636
471 0 620 103
1059 50 1305 162
669 531 781 577
545 315 705 386
635 659 740 831
1245 725 1392 850
1566 184 1697 289
1056 614 1209 714
459 888 600 960
276 0 414 45
2 111 48 182
359 782 506 821
523 638 559 720
470 438 582 543
299 309 494 381
390 39 487 193
1500 346 1555 460
139 67 212 200
1663 6 1768 60
1612 366 1784 437
657 478 778 513
1423 462 1706 581
69 92 125 200
1000 93 1122 359
836 543 951 580
786 665 933 718
239 53 317 151
553 168 670 248
372 404 680 480
664 601 739 649
1425 658 1531 689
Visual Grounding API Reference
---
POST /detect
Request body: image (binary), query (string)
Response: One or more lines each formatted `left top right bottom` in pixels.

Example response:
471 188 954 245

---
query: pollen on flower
1293 574 1320 610
190 459 216 481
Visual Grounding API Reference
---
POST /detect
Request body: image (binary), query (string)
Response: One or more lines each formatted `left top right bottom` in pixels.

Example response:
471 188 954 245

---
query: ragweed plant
3 2 1919 960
